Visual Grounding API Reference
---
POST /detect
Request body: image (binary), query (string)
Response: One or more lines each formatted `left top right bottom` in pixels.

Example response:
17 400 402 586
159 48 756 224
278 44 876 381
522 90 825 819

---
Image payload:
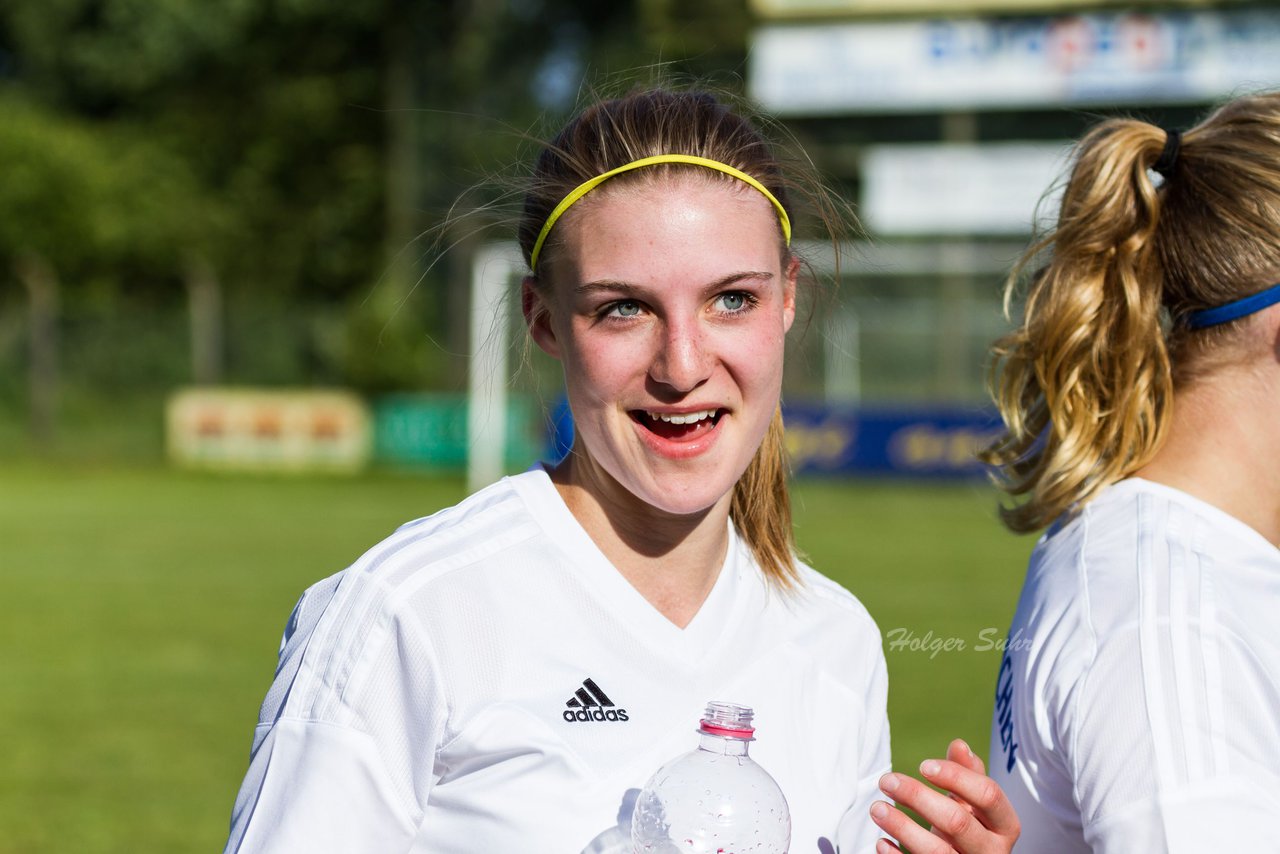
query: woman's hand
869 739 1020 854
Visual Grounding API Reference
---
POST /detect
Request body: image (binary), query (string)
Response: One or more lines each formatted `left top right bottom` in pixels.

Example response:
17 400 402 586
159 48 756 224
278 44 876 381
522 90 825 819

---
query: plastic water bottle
631 701 790 853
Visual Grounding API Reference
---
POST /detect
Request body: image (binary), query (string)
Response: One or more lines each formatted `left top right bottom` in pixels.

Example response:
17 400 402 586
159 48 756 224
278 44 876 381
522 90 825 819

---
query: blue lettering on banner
782 403 1002 478
995 648 1020 774
546 400 1003 478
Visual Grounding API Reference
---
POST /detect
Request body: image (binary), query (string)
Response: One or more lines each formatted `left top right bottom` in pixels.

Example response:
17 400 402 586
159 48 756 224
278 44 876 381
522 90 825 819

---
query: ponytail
730 407 799 589
981 121 1174 532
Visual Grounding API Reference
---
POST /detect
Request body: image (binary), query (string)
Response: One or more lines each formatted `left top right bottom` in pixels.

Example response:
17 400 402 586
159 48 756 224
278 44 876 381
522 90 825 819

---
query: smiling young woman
525 174 797 623
221 87 1020 854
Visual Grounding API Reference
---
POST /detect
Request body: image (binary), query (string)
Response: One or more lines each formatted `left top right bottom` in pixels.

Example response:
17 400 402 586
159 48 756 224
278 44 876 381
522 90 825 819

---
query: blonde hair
729 408 795 587
983 92 1280 532
521 87 848 587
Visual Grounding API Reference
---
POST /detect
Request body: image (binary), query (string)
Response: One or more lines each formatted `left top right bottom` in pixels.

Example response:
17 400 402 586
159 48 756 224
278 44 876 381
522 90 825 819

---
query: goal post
467 242 525 494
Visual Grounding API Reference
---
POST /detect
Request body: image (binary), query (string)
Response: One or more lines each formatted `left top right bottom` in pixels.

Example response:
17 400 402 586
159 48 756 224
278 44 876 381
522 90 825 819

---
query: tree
0 0 756 398
0 94 215 439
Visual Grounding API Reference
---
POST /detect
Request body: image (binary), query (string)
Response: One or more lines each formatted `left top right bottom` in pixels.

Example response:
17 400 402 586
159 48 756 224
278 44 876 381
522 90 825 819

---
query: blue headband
1185 281 1280 329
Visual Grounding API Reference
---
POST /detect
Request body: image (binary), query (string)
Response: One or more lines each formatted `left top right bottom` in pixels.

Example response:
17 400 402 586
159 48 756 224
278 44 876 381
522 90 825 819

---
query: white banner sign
167 388 371 473
750 10 1280 114
750 0 1179 18
861 142 1072 235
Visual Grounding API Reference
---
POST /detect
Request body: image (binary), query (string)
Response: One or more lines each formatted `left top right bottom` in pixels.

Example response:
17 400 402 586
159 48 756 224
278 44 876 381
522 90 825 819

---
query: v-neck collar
510 466 751 666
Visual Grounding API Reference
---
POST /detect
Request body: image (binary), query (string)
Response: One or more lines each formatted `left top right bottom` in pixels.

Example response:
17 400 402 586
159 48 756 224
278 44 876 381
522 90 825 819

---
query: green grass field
0 464 1033 853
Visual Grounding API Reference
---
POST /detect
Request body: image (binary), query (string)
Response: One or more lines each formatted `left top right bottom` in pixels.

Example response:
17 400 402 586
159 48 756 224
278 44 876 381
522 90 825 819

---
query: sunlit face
525 176 797 516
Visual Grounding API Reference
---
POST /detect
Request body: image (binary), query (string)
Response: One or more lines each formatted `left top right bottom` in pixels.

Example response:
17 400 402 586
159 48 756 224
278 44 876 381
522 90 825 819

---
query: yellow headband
528 153 792 272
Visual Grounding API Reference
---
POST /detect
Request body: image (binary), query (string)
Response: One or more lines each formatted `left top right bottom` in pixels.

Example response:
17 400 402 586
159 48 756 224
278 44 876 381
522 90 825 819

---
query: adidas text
563 707 629 723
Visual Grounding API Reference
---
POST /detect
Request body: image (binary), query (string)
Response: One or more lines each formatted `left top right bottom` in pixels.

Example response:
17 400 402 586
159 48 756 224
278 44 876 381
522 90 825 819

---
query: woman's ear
522 276 561 359
782 256 800 333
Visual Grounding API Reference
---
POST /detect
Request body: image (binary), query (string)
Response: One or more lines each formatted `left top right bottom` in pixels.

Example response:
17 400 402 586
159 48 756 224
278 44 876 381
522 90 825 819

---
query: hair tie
528 154 792 272
1152 129 1182 179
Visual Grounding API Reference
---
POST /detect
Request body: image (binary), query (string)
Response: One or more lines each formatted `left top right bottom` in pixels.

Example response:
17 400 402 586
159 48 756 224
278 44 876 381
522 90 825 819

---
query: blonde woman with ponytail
224 87 1020 854
984 92 1280 852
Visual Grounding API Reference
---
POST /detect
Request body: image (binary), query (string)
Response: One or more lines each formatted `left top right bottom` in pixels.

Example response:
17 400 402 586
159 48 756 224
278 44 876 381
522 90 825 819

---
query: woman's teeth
648 409 717 425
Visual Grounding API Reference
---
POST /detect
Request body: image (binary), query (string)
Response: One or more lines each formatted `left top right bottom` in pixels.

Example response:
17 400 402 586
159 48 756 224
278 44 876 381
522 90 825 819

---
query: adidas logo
562 677 629 723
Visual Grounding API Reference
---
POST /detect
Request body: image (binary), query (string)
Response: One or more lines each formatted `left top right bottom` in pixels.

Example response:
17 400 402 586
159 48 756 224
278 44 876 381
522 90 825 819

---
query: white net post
467 243 523 494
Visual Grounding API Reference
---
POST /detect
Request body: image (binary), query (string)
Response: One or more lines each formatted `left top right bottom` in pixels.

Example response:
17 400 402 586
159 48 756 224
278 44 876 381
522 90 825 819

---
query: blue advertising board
546 398 1003 478
781 402 1003 478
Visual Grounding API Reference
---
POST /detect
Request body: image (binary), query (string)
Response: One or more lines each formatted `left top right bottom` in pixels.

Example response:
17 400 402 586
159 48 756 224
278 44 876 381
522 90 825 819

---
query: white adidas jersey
224 467 891 853
990 478 1280 852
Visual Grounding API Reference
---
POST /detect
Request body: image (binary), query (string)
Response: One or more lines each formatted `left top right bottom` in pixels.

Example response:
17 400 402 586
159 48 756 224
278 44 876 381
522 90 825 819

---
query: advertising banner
750 0 1150 18
750 10 1280 114
861 142 1071 235
783 402 1002 477
167 388 371 472
374 394 543 471
549 399 1002 478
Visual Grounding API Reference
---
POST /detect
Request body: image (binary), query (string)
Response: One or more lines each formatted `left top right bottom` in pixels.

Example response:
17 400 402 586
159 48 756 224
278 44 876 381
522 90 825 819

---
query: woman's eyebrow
575 271 774 297
574 280 643 297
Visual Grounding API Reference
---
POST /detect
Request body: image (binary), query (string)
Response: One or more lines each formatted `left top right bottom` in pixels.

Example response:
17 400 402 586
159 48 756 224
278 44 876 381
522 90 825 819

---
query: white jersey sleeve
224 559 447 853
834 628 892 854
991 479 1280 853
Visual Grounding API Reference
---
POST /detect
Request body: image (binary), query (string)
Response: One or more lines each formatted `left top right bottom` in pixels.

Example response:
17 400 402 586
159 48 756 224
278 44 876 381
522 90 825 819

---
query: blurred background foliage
0 0 751 457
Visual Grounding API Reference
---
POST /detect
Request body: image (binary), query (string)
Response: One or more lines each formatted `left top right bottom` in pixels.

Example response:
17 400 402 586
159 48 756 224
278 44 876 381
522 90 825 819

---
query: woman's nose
648 320 712 392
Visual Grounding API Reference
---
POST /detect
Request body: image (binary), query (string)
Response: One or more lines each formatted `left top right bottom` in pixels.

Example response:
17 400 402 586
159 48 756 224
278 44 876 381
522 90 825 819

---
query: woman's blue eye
717 293 748 311
611 301 641 317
